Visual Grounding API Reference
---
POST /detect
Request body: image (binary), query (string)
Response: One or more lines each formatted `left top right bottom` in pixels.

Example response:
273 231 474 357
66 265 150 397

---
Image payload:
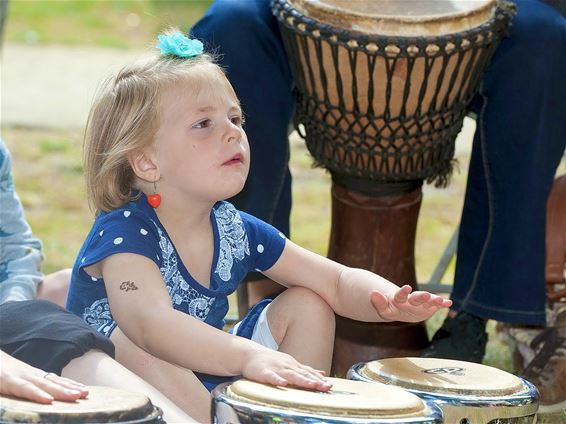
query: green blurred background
5 0 213 48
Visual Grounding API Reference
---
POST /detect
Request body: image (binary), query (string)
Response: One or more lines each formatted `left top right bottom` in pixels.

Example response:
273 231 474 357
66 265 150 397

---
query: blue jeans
191 0 566 325
452 0 566 326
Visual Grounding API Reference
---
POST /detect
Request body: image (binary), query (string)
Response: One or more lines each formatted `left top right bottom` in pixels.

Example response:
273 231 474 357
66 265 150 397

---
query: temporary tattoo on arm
119 281 139 292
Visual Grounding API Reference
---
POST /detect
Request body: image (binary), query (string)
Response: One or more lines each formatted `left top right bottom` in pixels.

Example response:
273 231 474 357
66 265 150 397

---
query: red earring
147 181 161 208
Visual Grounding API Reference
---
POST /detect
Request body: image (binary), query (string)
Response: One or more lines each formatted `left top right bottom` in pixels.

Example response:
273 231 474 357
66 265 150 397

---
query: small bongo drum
348 357 539 423
272 0 515 375
0 386 163 423
212 377 443 423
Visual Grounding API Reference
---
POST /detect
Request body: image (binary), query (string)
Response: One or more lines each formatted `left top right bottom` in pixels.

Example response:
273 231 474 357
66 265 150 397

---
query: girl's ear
129 150 159 183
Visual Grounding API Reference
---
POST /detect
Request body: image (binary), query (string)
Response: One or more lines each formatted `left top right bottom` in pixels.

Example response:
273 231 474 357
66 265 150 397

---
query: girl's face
151 76 250 205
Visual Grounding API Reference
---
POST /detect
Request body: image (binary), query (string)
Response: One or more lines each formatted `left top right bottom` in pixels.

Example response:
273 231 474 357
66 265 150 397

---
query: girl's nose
226 125 242 143
227 132 242 143
227 135 238 143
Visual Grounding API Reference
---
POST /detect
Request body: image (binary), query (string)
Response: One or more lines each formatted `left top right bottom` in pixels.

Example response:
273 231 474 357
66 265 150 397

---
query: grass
5 0 213 48
4 127 89 274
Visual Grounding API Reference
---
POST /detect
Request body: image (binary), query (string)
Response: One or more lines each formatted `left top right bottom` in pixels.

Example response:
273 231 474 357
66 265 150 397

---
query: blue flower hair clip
156 31 204 58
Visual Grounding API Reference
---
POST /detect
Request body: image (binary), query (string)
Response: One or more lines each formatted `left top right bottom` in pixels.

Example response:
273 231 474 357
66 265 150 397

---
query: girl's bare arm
264 240 451 322
98 253 330 390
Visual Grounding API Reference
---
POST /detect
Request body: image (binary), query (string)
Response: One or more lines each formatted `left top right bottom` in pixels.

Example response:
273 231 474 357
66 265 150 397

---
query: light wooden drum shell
212 377 443 423
348 358 539 424
0 386 163 423
273 0 515 186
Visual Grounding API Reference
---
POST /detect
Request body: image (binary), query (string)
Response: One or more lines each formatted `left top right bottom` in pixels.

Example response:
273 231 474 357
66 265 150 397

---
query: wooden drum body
272 0 515 375
212 377 443 424
348 357 539 424
0 386 163 424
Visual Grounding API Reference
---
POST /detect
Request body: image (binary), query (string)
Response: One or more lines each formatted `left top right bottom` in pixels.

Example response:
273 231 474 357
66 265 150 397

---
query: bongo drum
212 377 443 423
0 386 163 423
349 357 539 423
272 0 515 375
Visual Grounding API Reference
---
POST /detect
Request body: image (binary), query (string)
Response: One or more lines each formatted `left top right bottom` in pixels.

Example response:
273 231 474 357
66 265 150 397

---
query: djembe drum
0 386 164 423
348 357 539 423
272 0 515 375
212 377 443 423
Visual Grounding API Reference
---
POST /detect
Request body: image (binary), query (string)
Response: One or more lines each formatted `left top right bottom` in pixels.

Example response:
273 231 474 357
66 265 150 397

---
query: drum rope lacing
273 0 515 190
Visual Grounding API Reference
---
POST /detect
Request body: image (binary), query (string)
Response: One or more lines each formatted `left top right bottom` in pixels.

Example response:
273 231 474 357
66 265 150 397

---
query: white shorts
232 304 279 350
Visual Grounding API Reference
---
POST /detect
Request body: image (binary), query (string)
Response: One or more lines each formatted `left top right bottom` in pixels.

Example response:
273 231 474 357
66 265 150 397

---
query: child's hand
370 285 452 322
241 349 332 392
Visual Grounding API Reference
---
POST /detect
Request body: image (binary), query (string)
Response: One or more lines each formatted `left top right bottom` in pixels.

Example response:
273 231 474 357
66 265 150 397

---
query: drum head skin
226 377 428 418
289 0 496 35
359 357 525 396
0 386 158 423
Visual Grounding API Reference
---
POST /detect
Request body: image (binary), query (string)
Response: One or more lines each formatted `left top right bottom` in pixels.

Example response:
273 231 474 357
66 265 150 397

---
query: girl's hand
0 351 89 404
370 285 452 323
241 348 332 392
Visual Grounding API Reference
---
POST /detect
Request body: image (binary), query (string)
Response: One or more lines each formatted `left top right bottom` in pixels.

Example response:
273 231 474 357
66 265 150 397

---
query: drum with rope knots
272 0 515 375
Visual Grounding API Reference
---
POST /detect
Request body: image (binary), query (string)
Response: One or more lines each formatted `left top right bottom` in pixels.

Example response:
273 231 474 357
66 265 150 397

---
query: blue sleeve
0 139 43 304
240 211 286 272
78 209 161 273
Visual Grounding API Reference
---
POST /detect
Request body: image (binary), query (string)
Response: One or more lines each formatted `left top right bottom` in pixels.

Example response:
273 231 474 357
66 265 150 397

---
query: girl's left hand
370 285 452 322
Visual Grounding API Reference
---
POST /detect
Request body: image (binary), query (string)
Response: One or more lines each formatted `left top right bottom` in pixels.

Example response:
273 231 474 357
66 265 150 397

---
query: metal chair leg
420 225 459 294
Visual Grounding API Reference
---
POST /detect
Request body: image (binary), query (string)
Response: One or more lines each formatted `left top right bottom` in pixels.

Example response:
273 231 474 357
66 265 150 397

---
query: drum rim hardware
212 381 444 424
349 363 539 422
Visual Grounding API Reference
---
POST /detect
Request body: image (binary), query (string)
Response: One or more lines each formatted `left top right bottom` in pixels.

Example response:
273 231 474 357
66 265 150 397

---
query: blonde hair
84 39 233 213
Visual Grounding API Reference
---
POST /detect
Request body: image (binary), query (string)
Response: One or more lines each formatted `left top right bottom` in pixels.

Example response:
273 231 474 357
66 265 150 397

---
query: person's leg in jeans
423 0 566 362
191 0 293 306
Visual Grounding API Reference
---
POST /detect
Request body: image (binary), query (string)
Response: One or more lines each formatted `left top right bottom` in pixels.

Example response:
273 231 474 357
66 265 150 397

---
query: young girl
66 29 452 420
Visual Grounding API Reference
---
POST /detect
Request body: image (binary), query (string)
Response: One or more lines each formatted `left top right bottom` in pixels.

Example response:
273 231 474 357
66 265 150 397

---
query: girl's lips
223 153 243 165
